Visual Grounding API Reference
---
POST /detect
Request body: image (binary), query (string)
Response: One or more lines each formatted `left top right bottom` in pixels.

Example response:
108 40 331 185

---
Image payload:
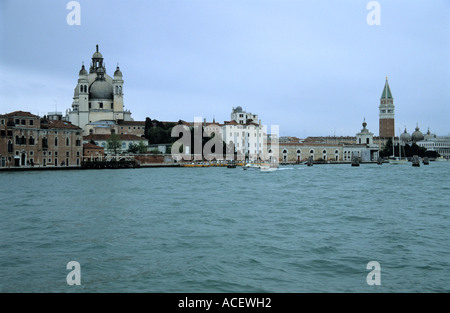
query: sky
0 0 449 137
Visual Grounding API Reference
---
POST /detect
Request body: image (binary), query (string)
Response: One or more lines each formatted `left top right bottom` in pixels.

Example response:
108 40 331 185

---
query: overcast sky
1 0 449 137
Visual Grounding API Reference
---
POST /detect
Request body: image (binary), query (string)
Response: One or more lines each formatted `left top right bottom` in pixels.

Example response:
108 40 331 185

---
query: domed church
66 45 133 134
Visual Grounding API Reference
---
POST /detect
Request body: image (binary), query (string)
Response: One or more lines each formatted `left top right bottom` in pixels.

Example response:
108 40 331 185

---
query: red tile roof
4 111 40 118
46 119 82 130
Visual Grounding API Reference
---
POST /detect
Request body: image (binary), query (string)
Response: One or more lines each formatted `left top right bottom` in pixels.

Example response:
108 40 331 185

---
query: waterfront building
269 120 379 163
0 111 83 168
221 106 266 161
83 142 105 161
82 134 148 155
66 45 134 135
416 133 450 159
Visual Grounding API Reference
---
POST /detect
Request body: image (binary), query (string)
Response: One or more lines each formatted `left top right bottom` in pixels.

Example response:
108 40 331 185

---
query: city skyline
1 0 449 137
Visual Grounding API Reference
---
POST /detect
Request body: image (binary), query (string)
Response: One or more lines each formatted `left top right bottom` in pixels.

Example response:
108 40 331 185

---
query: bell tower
379 77 395 138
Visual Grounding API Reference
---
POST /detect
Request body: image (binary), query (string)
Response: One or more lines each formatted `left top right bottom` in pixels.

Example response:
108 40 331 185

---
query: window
66 137 69 146
7 140 13 153
111 103 114 109
29 136 35 145
55 138 58 147
0 130 5 136
54 152 58 156
7 130 12 137
42 137 48 149
76 139 81 146
29 118 34 125
15 119 19 124
66 152 70 157
0 119 4 125
99 103 103 109
89 103 91 109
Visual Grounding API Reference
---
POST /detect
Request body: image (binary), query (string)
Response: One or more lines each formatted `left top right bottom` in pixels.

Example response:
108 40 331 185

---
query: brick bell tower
379 77 395 138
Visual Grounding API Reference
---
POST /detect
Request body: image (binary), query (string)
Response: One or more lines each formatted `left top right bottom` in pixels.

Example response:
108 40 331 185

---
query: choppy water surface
1 163 449 292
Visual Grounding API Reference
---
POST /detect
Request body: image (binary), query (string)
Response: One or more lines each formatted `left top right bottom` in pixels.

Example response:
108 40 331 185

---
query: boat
182 161 210 167
412 155 420 167
351 156 360 167
423 157 429 165
388 157 408 165
242 163 260 170
434 156 448 162
260 162 279 172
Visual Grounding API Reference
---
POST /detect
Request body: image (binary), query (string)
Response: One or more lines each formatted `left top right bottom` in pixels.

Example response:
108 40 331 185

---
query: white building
417 134 450 159
66 45 133 135
221 107 266 161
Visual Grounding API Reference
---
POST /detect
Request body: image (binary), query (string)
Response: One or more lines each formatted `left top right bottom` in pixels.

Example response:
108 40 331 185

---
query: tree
127 142 139 154
107 133 122 154
137 141 147 153
144 117 152 140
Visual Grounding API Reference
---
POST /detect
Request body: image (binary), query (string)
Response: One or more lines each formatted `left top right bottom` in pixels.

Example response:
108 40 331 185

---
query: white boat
260 163 279 172
389 135 408 164
242 163 260 170
434 156 448 162
388 157 408 165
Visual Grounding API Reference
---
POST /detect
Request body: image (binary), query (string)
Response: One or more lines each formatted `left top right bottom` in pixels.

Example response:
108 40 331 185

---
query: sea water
0 163 449 292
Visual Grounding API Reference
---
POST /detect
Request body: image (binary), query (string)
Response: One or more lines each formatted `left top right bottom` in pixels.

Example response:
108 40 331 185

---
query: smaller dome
235 106 243 113
114 66 123 77
400 128 411 142
92 44 103 59
79 64 88 76
412 125 424 142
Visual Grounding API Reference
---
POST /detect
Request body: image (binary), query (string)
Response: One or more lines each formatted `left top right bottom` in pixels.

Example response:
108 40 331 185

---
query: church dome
114 66 123 77
89 80 113 100
79 64 88 76
92 50 103 59
235 106 243 113
412 126 424 142
400 128 411 143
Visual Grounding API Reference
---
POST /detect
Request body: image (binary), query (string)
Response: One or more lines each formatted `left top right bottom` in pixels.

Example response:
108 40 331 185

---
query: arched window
323 150 327 154
66 137 70 146
29 136 35 145
297 150 301 154
7 140 13 153
42 137 48 149
310 150 314 154
15 136 20 145
283 149 287 154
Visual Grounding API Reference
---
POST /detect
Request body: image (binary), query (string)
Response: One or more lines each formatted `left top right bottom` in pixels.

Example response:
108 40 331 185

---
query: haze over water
1 163 449 292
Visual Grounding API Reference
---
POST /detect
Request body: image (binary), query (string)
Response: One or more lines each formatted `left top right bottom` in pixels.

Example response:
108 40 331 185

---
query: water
1 163 449 292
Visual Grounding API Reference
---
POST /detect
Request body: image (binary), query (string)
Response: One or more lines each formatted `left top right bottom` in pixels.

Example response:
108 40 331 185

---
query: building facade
221 107 266 160
0 111 83 168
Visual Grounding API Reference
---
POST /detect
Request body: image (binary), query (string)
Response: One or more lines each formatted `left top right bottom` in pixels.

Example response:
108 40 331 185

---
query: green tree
107 133 122 154
137 141 147 153
127 142 139 154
